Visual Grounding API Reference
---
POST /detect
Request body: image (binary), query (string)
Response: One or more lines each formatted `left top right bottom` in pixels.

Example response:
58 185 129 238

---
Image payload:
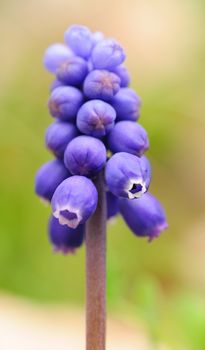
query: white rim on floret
53 205 82 229
126 178 147 199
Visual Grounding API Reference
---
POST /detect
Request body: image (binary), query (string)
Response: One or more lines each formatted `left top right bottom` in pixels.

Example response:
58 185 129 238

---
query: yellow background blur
0 0 205 348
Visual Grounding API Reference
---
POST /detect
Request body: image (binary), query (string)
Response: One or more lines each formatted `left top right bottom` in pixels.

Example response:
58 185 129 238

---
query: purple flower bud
83 70 120 101
64 136 106 177
107 121 149 156
48 86 84 122
49 216 84 254
113 64 130 87
50 79 64 92
120 193 168 241
51 175 98 228
91 39 126 70
35 159 70 202
111 88 141 121
64 25 93 58
45 120 79 158
56 56 88 86
105 152 151 199
106 191 119 220
92 31 104 45
43 44 73 73
77 100 116 137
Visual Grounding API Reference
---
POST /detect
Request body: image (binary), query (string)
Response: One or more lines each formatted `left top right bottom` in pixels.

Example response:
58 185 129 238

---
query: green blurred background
0 0 205 348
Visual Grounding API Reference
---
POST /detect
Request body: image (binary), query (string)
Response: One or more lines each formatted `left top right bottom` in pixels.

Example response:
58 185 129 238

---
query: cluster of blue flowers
35 25 168 254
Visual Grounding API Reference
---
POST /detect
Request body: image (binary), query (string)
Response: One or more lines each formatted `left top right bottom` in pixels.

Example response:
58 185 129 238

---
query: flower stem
86 172 107 350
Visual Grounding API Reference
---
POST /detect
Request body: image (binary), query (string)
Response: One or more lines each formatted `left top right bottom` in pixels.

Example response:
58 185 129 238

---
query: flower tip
148 222 168 242
52 245 77 255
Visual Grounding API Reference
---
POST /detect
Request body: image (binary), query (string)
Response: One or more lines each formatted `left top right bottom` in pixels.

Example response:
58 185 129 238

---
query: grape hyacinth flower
91 38 126 70
56 56 88 85
112 87 141 121
83 70 120 101
107 120 149 156
105 152 151 199
35 159 70 202
64 25 93 58
44 43 73 73
77 99 116 137
113 64 130 87
51 176 98 228
48 86 84 121
120 193 168 241
36 24 168 350
45 120 79 158
49 216 84 254
64 135 107 176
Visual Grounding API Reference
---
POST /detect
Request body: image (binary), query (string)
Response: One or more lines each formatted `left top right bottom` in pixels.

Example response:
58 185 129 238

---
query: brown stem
86 172 107 350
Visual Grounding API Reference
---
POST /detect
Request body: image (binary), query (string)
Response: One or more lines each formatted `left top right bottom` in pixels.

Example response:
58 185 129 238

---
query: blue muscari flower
105 152 151 199
111 88 141 121
35 159 70 202
51 175 98 228
50 79 64 92
44 43 73 73
91 38 126 70
83 70 120 101
64 135 106 177
37 24 167 251
49 216 84 254
45 120 79 158
77 100 116 137
106 191 119 220
107 121 149 156
113 64 130 87
48 86 84 121
64 25 94 58
120 193 168 241
56 56 88 86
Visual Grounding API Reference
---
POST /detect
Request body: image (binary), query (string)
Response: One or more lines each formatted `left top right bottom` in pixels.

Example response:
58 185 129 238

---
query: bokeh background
0 0 205 348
